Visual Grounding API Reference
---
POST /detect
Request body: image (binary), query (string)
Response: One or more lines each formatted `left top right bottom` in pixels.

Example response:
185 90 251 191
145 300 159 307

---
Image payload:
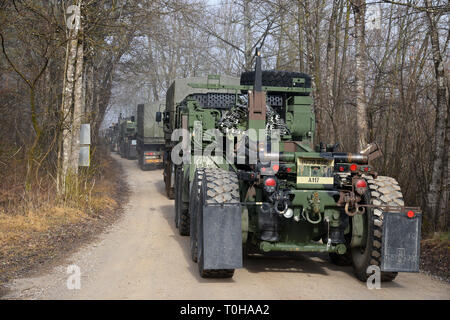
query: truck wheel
196 168 239 278
189 169 204 262
351 175 402 282
164 157 175 199
138 156 147 171
175 166 190 236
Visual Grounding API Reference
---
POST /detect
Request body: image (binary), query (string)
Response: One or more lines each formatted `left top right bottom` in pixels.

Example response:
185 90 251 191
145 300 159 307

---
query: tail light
407 210 415 218
264 177 277 193
355 179 367 195
265 178 276 187
145 152 155 156
350 164 358 172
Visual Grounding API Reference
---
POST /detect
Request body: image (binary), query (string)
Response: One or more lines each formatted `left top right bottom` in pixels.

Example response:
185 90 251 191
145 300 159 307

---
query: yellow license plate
297 177 334 184
297 158 334 185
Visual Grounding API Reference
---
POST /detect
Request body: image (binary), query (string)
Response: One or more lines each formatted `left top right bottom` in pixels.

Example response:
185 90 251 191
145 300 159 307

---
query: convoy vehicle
136 102 165 170
161 50 421 281
110 122 119 152
118 116 137 160
162 75 240 199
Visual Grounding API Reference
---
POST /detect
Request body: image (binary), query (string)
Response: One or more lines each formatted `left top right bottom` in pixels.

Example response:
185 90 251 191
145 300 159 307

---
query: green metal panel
165 75 240 131
137 102 164 143
286 96 314 142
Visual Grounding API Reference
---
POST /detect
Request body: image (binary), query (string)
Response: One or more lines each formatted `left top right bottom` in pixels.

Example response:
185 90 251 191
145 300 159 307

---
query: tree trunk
70 31 84 171
297 0 305 72
243 0 252 71
57 1 82 195
352 0 368 152
57 26 79 194
425 0 449 232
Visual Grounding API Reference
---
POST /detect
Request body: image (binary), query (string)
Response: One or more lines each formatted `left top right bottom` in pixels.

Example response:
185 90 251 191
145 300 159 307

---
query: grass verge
0 150 128 293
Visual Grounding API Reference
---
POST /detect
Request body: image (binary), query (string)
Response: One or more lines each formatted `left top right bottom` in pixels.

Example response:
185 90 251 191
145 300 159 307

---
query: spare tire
240 70 312 91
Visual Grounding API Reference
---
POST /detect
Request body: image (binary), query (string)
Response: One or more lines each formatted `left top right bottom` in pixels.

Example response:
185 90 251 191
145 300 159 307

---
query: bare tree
351 0 368 151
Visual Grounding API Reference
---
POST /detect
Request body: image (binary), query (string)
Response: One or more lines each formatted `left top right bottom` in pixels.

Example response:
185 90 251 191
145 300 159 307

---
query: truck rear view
137 102 165 170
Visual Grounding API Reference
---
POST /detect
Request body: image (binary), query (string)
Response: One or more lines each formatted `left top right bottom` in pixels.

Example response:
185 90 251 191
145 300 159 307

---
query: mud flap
381 211 421 272
202 205 243 270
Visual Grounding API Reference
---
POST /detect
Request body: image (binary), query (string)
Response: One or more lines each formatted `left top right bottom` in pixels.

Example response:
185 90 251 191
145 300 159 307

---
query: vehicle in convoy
104 126 113 149
162 75 240 199
161 50 422 281
110 122 119 152
118 116 137 160
136 102 165 170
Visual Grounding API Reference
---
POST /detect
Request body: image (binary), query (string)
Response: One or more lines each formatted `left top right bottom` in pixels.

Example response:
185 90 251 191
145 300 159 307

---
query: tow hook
344 202 365 216
338 191 366 216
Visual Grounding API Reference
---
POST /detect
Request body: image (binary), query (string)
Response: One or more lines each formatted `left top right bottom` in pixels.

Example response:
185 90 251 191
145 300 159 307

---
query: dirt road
3 154 449 299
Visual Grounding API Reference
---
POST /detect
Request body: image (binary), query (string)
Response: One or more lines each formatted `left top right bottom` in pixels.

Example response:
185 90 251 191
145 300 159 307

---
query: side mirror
156 112 162 123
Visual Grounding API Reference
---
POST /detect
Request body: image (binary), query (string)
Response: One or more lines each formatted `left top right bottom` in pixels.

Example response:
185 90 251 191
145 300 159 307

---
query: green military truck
118 116 137 160
164 50 422 281
136 102 165 170
104 126 113 150
162 75 241 199
110 122 119 152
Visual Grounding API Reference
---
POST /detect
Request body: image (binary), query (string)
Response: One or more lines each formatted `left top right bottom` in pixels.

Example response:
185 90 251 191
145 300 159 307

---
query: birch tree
351 0 368 151
57 1 82 194
424 0 449 231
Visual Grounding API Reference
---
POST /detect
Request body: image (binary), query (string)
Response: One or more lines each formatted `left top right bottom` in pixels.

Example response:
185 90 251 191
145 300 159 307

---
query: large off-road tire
138 155 148 171
164 156 175 199
189 169 204 262
351 175 402 282
196 168 239 278
175 166 190 236
240 70 311 92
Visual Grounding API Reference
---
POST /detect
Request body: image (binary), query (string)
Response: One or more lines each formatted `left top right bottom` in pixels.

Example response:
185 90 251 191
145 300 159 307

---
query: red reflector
356 179 367 188
407 210 415 218
286 167 292 173
265 178 276 187
339 166 344 172
272 164 279 172
350 164 358 171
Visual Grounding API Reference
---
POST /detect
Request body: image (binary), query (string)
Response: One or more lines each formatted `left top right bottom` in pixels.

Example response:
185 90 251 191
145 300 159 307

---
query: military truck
163 50 421 281
162 75 240 199
118 116 137 160
104 126 113 150
110 122 119 152
136 102 165 170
